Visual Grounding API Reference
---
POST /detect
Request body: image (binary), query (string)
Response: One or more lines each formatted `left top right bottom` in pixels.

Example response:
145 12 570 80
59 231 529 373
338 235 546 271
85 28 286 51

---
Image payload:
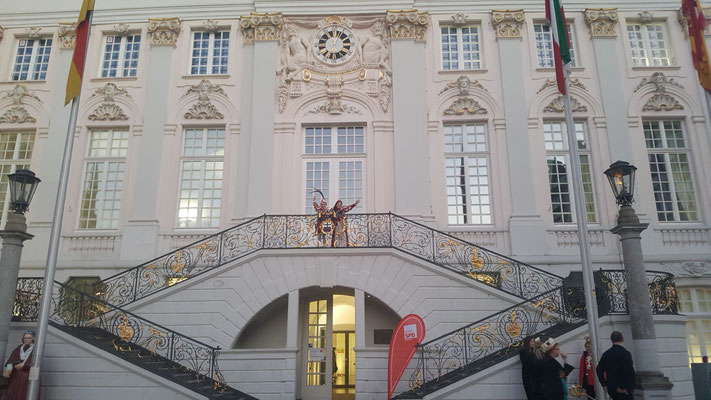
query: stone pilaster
490 9 525 39
57 22 77 49
239 12 283 43
147 17 181 47
385 10 429 41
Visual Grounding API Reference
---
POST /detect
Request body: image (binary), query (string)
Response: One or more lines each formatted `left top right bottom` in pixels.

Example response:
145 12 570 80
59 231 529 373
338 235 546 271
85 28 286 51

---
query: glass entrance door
332 331 355 391
302 297 332 400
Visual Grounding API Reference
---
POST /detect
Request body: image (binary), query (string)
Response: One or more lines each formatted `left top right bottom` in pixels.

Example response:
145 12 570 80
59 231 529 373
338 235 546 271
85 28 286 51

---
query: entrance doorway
301 292 355 400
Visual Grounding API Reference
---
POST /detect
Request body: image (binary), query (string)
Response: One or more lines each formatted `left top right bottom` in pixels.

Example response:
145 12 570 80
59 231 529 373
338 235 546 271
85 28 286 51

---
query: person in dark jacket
596 331 636 400
535 337 575 400
519 336 541 399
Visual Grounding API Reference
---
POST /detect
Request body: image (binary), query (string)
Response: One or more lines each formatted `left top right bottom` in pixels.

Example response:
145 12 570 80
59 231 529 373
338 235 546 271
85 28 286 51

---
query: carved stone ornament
88 103 129 121
317 15 353 29
203 19 220 32
57 22 77 49
634 72 684 93
240 13 283 43
680 261 711 277
537 78 587 94
182 79 225 101
114 23 130 35
184 101 223 119
543 96 588 113
444 98 488 115
0 107 36 124
638 11 655 23
491 10 525 39
147 18 181 47
93 83 130 102
452 13 469 25
584 8 618 38
385 10 430 41
304 99 362 116
25 27 41 38
3 84 41 105
439 76 486 96
642 94 684 111
705 7 711 35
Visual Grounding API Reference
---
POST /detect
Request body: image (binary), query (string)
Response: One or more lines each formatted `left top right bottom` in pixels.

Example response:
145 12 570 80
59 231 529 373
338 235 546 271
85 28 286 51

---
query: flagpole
25 9 93 400
561 68 603 400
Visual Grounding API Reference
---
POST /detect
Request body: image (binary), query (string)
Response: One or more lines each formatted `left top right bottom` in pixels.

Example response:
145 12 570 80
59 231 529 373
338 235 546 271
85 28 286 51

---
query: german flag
682 0 711 94
65 0 95 105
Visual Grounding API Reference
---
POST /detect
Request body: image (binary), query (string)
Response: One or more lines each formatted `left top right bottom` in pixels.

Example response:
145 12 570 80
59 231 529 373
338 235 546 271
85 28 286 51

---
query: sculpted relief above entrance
275 15 393 114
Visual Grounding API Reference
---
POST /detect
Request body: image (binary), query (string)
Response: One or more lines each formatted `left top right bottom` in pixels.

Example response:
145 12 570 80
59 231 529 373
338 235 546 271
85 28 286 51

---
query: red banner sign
387 314 426 399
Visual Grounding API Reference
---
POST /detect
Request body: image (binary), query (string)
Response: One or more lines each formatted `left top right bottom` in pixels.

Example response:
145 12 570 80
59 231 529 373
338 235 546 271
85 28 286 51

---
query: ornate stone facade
385 10 429 41
57 22 77 49
584 8 618 37
88 104 129 121
92 83 130 102
543 96 588 113
147 18 181 46
0 107 36 124
239 12 283 43
491 9 525 39
3 85 41 105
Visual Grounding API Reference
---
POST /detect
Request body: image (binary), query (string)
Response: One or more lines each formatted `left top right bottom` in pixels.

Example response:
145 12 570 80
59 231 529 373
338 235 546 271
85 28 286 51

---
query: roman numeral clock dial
313 26 356 64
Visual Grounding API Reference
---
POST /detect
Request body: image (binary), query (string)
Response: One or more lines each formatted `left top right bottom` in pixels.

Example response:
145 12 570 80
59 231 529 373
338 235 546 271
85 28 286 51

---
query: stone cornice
239 12 283 43
147 17 181 47
490 9 525 39
385 10 429 41
584 8 618 38
57 22 77 49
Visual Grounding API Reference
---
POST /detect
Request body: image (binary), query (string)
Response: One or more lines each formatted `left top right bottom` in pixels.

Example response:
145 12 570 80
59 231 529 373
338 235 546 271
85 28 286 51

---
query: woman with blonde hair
536 337 574 400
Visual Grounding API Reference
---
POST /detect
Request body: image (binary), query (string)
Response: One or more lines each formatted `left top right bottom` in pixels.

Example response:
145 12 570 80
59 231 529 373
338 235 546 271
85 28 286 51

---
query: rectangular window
12 38 52 81
440 26 481 70
0 132 35 225
534 23 576 68
444 123 491 225
178 128 225 228
100 35 141 78
544 122 596 224
678 287 711 365
190 31 230 75
644 120 697 222
79 130 128 229
304 126 364 213
627 23 671 67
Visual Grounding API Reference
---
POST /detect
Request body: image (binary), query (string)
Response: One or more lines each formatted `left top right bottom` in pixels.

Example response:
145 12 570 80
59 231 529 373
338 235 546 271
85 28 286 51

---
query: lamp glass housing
8 169 41 214
604 161 637 207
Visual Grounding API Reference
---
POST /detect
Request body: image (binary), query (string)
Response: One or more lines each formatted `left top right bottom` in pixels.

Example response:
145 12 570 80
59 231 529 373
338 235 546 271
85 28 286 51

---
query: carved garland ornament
57 22 77 49
385 10 429 41
26 27 41 38
92 83 130 102
537 78 587 94
0 107 36 124
147 18 181 47
491 10 525 39
182 79 226 101
3 84 42 105
184 102 224 119
114 23 130 35
543 96 588 113
240 13 283 43
584 8 618 37
444 98 488 115
634 72 684 93
89 104 129 121
304 99 362 116
439 76 487 96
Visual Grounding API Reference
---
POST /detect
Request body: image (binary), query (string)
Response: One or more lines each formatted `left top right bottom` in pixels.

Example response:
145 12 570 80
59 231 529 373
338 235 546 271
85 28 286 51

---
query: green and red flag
545 0 572 94
65 0 94 105
682 0 711 94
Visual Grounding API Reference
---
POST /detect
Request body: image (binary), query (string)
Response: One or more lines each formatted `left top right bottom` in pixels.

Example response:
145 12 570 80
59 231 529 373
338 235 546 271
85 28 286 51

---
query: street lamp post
0 169 40 360
604 161 673 399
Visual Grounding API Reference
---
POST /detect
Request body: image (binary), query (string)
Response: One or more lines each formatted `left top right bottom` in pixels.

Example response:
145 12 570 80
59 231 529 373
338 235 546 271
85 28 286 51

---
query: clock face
313 26 356 64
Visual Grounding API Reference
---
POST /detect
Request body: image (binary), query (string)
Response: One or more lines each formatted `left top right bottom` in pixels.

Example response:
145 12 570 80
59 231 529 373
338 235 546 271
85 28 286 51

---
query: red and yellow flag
64 0 95 105
682 0 711 94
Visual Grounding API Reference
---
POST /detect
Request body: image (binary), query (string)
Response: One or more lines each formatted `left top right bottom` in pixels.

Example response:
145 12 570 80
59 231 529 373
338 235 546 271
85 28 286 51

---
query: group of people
3 330 36 400
312 195 359 247
520 331 636 400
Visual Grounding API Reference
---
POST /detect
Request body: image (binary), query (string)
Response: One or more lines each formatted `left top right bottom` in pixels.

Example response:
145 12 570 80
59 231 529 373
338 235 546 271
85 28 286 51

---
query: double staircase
12 213 680 399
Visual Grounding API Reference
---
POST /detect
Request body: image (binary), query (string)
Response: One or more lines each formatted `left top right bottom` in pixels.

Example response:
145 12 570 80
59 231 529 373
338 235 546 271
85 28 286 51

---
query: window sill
535 66 585 72
438 69 488 75
90 76 138 82
182 74 230 79
1 80 46 84
631 65 681 71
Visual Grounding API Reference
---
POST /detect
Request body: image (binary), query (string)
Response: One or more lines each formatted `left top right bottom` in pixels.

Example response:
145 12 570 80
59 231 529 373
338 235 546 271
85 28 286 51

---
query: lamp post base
633 370 673 400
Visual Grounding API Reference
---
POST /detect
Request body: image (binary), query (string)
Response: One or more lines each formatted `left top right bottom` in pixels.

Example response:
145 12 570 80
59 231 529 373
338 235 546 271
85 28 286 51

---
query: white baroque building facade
1 1 710 399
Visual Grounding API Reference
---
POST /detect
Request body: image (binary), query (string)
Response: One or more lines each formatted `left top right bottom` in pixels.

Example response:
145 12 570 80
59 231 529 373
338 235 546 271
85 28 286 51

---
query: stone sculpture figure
277 24 311 81
360 20 391 76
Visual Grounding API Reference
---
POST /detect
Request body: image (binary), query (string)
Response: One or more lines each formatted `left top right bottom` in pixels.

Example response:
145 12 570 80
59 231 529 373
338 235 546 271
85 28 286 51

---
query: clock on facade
313 26 356 64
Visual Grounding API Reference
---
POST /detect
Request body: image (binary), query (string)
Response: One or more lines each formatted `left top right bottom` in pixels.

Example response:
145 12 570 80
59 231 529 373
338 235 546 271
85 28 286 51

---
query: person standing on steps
596 331 636 400
2 331 38 400
519 336 542 399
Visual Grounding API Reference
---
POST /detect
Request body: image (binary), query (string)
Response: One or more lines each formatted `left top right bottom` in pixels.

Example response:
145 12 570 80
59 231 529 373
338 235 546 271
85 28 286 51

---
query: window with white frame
0 132 35 225
626 22 671 67
304 126 364 214
440 25 482 70
544 122 596 224
444 123 491 225
534 23 577 68
678 287 711 365
79 130 128 229
100 34 141 78
189 31 230 75
11 38 52 81
644 120 698 222
178 128 225 228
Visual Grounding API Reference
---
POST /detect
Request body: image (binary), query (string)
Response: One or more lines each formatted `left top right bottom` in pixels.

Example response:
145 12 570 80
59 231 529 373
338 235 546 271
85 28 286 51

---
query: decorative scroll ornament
114 23 130 35
439 76 486 96
444 98 488 115
203 19 220 32
491 10 525 38
25 27 41 38
638 11 655 23
385 10 429 41
304 99 362 115
3 84 41 105
452 13 469 25
184 101 224 119
584 8 618 37
317 15 353 29
240 12 283 43
0 107 36 124
182 79 225 101
543 96 587 113
93 83 130 102
147 18 181 47
537 78 587 93
89 103 129 121
57 22 77 49
634 71 684 93
643 94 684 111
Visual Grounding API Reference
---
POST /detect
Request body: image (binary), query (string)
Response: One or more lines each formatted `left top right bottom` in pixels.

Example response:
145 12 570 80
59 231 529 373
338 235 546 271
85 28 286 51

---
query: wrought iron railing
599 270 679 315
12 277 42 322
96 213 563 307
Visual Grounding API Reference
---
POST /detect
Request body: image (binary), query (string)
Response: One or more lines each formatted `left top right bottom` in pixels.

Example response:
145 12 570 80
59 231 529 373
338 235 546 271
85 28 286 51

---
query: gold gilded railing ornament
409 369 423 390
469 249 485 270
118 314 134 342
506 311 521 338
171 251 185 274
